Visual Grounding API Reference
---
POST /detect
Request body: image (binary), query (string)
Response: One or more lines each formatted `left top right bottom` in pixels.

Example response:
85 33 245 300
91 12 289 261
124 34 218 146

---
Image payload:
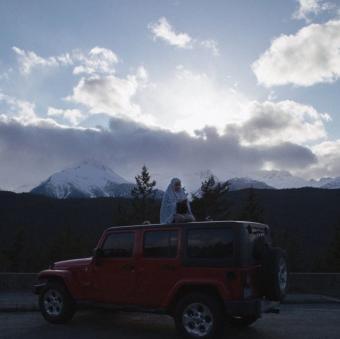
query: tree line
0 165 339 273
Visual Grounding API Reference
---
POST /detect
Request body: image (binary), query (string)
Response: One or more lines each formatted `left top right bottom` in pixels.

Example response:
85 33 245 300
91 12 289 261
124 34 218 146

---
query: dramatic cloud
0 93 63 127
0 116 317 192
62 64 330 148
225 100 330 145
293 0 334 22
1 46 335 190
149 17 193 48
72 47 118 75
13 46 118 75
136 67 249 134
149 17 219 55
47 107 84 126
13 47 73 75
306 139 340 177
66 66 151 124
0 93 97 132
252 20 340 87
136 67 330 143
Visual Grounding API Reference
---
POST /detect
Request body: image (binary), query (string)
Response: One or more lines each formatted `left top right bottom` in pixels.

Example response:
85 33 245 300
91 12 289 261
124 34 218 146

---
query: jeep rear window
102 232 134 258
187 228 234 259
143 230 178 258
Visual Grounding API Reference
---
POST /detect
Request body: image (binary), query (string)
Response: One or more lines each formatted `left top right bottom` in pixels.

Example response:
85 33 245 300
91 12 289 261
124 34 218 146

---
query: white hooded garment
160 178 193 224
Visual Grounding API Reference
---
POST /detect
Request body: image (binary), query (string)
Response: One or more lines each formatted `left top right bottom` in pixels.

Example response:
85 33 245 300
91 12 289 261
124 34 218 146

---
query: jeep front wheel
39 282 75 324
174 293 223 339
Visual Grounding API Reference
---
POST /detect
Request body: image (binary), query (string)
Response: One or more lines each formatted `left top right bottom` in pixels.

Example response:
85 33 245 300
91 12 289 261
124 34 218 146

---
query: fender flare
37 269 76 297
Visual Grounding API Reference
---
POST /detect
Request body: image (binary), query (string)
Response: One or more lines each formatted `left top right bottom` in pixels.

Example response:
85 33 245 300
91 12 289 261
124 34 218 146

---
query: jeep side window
187 228 234 259
143 230 178 258
101 232 134 258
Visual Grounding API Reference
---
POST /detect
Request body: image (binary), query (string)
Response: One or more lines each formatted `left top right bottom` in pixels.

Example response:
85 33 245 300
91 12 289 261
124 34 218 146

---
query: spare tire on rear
261 247 288 302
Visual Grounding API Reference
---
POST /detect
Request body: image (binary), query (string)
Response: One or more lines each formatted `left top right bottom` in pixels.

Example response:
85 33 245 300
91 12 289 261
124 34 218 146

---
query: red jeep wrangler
34 221 288 338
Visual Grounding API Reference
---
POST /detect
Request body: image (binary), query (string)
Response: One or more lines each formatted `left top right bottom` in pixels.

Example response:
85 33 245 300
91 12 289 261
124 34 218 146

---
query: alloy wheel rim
182 302 214 337
43 289 64 316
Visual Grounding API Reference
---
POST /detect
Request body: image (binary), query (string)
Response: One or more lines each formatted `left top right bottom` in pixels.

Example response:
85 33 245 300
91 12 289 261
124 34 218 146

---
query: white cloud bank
13 46 118 75
226 100 330 145
2 45 337 187
252 20 340 87
47 107 84 126
7 45 332 149
149 17 219 55
149 17 192 48
66 66 152 125
0 92 98 132
12 47 73 75
295 139 340 178
62 64 330 146
72 47 118 75
293 0 334 22
0 92 61 127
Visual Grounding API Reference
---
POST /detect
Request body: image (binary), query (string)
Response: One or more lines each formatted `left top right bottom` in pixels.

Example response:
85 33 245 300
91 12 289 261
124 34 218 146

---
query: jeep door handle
121 263 135 271
160 264 177 271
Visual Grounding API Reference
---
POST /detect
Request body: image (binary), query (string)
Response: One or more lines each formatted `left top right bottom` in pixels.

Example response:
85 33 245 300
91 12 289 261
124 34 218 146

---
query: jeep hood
53 257 92 269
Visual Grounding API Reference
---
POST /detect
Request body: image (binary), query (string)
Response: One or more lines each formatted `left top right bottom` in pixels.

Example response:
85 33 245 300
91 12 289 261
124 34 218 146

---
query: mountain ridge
27 162 340 199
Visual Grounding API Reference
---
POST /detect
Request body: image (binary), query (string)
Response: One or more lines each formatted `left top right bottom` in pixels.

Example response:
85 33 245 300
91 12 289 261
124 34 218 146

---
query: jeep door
135 228 181 308
92 230 137 304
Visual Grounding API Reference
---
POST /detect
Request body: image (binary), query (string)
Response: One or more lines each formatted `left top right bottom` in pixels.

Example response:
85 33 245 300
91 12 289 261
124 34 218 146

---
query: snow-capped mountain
192 176 274 197
227 177 274 191
254 170 312 189
25 162 340 199
253 170 340 189
309 177 333 187
13 183 40 193
320 177 340 189
31 161 135 199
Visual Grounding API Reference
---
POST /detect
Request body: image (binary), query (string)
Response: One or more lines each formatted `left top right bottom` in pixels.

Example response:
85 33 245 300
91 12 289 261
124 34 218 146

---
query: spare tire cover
260 247 288 302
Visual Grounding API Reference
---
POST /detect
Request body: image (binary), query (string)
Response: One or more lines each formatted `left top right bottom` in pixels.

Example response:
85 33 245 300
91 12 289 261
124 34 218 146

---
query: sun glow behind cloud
4 46 332 147
137 66 249 135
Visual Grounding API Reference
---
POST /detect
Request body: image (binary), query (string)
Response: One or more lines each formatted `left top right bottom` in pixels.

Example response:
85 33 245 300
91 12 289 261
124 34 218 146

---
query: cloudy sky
0 0 340 191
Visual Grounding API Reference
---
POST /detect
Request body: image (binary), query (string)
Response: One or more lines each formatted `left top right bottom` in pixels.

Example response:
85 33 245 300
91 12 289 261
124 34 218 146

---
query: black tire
228 315 259 328
174 293 224 339
39 281 76 324
261 247 288 302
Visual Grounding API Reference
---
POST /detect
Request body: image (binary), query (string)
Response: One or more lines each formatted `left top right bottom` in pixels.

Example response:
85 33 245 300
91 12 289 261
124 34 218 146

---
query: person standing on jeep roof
160 177 195 224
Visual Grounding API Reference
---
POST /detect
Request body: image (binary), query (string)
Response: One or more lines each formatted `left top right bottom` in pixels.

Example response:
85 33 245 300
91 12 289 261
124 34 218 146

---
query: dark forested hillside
0 188 339 272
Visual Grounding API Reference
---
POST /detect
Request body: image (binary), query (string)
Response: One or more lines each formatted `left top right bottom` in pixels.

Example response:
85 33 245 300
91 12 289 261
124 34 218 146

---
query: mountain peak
31 161 131 198
227 177 275 191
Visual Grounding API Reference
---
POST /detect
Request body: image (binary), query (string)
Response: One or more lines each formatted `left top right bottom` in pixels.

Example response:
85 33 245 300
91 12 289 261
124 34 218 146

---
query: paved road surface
1 303 340 339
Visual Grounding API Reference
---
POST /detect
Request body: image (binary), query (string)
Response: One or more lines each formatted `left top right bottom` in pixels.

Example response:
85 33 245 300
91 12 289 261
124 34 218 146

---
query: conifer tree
131 165 156 200
131 165 157 222
192 175 230 220
239 188 264 223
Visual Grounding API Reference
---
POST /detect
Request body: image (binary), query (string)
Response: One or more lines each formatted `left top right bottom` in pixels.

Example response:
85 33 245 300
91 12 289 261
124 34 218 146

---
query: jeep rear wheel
39 282 75 324
174 293 223 339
